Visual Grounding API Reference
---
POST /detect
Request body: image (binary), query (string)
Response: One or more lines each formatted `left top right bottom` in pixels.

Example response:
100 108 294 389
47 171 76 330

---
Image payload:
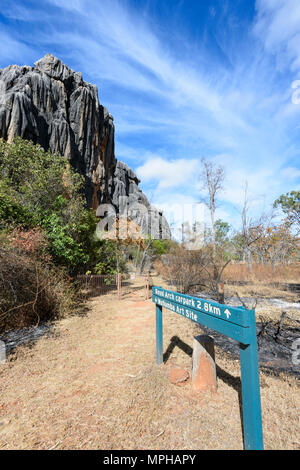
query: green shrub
42 195 98 274
93 240 127 275
0 137 83 224
0 138 99 274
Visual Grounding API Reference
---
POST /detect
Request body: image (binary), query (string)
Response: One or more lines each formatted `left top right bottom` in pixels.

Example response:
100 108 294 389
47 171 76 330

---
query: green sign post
152 286 264 450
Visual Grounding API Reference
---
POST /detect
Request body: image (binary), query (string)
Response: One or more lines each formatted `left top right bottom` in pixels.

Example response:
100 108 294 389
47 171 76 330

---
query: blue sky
1 0 300 233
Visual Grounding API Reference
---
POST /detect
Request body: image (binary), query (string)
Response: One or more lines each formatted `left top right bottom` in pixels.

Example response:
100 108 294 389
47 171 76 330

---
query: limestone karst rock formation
0 54 170 239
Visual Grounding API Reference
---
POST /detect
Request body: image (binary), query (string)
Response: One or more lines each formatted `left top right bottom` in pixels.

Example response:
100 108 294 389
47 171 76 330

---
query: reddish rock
192 351 217 393
169 368 189 386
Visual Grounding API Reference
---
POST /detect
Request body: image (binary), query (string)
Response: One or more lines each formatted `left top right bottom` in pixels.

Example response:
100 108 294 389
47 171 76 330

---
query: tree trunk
247 248 252 273
138 251 147 275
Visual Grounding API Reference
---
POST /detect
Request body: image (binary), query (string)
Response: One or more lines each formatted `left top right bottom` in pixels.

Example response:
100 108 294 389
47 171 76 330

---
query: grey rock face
0 54 170 239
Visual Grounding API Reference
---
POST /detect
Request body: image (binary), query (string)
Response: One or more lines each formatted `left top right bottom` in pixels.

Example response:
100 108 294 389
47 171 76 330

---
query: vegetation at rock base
0 138 96 272
0 138 175 331
0 139 144 330
0 138 299 331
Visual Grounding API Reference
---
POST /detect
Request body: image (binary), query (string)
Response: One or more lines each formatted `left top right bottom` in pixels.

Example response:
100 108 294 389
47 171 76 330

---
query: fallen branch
236 292 258 310
274 311 286 341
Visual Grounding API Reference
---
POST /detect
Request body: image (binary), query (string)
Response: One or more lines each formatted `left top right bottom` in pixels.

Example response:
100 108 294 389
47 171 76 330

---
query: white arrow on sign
224 309 231 319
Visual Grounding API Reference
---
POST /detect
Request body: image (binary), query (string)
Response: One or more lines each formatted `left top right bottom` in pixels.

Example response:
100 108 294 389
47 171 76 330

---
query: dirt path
0 277 299 450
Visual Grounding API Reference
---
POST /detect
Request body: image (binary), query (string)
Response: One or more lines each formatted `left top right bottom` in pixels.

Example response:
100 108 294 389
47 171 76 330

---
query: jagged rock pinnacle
0 55 170 238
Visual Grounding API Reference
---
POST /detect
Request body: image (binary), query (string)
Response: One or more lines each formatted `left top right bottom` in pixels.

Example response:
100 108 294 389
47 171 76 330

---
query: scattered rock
169 368 190 386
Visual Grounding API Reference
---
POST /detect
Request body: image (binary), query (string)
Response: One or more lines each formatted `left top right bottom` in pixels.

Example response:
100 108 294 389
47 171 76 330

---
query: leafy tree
0 138 100 274
215 219 230 244
151 238 173 255
274 191 300 228
42 196 98 274
93 240 127 275
0 137 84 226
0 179 34 228
249 222 299 266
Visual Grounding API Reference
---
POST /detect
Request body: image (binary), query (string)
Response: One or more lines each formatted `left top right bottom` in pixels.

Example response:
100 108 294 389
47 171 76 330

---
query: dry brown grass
223 262 300 284
220 265 300 323
0 274 299 450
0 246 77 333
157 260 300 323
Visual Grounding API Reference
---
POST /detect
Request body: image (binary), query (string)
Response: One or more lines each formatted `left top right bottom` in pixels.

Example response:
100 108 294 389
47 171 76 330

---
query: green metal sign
152 286 264 451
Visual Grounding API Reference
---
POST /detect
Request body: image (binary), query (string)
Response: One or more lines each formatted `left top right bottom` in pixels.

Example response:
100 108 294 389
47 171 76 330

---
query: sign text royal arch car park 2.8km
152 286 264 451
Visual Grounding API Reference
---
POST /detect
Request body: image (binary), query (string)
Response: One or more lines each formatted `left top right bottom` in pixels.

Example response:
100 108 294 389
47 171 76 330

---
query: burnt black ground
197 322 300 378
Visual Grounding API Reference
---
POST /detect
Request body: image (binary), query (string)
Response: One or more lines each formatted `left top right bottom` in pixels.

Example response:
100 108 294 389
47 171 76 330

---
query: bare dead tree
240 182 263 272
239 181 275 272
199 158 225 279
162 247 210 294
138 238 153 275
241 182 253 271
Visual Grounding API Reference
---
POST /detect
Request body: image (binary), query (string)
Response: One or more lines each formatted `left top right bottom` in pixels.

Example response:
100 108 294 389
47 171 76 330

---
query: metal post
239 310 264 450
156 304 163 365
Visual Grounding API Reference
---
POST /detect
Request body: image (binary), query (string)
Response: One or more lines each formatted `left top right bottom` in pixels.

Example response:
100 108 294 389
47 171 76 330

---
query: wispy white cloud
136 157 199 189
0 31 35 65
46 0 84 13
280 166 300 180
254 0 300 73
